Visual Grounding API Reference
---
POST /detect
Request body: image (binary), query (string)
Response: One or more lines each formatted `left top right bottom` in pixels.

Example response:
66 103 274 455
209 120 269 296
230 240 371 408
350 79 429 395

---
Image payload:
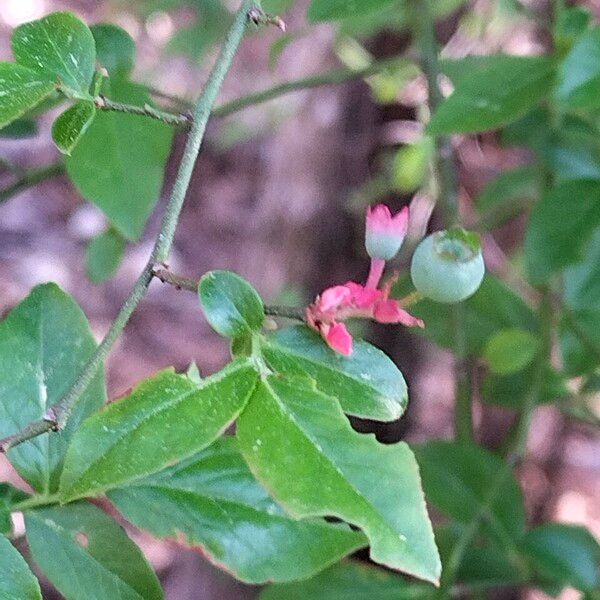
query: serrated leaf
12 12 96 96
0 63 55 129
52 100 95 155
66 79 173 241
522 523 600 592
199 271 265 338
25 502 162 600
109 437 366 584
261 326 407 421
259 560 433 600
90 24 135 78
85 228 126 283
413 441 525 542
60 360 258 501
0 535 42 599
428 56 555 135
0 284 106 494
0 483 29 535
525 179 600 284
308 0 396 22
237 375 440 584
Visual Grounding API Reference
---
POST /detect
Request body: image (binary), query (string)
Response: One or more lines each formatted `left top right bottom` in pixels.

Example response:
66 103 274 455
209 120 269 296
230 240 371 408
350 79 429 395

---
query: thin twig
0 0 259 454
152 267 306 321
95 95 192 127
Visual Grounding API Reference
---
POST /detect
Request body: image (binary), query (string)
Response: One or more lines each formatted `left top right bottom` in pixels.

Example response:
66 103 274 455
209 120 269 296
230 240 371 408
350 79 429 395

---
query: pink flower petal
344 281 383 308
390 205 409 236
326 322 353 356
318 285 352 312
373 299 424 328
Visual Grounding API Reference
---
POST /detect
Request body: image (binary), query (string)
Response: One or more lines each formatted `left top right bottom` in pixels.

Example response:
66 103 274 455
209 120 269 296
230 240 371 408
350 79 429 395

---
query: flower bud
365 204 409 260
410 229 485 303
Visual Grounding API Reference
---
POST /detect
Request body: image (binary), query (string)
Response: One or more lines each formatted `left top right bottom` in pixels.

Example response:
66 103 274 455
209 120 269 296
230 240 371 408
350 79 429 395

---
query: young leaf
522 523 600 592
0 284 106 494
108 437 366 584
85 228 126 283
0 63 55 129
0 483 29 535
428 56 555 135
25 502 163 600
261 326 407 421
90 24 136 79
60 360 258 502
237 376 441 584
413 441 526 541
52 100 96 155
199 271 265 338
525 179 600 283
0 535 42 600
308 0 396 23
259 560 433 600
11 12 96 96
66 80 174 241
483 328 539 375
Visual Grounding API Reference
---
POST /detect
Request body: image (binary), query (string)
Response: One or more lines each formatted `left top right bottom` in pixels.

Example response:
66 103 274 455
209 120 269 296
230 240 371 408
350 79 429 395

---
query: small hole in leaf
75 532 89 548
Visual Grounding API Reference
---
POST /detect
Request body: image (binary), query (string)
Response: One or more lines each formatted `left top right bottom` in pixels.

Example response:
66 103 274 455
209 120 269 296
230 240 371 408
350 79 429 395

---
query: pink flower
365 204 409 260
325 322 353 356
307 278 423 356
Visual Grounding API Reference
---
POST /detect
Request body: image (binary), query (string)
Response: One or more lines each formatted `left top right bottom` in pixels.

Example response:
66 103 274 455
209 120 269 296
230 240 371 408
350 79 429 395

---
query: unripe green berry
410 229 485 303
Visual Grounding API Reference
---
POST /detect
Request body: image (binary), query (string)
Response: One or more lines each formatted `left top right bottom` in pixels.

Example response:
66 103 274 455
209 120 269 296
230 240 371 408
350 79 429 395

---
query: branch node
248 7 286 32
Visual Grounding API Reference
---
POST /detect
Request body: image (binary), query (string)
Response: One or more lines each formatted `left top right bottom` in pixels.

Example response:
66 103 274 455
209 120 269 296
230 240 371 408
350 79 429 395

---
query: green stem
0 0 258 451
437 289 553 596
409 0 470 441
212 56 405 118
95 96 192 127
0 163 64 205
12 493 61 512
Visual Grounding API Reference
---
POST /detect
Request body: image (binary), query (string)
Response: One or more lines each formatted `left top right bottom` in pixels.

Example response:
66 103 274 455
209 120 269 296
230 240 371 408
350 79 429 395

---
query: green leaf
237 375 440 584
525 179 600 283
60 360 258 501
0 483 29 535
413 441 525 541
557 28 600 108
481 365 568 408
560 229 600 374
85 228 126 283
476 166 541 228
90 24 136 78
308 0 396 22
0 535 42 600
261 326 407 421
0 118 38 138
0 63 55 129
66 80 174 241
25 502 162 600
52 100 95 155
108 437 366 584
0 284 106 494
405 275 537 357
428 56 555 135
259 560 433 600
198 271 265 339
523 523 600 592
12 12 96 96
483 328 539 375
